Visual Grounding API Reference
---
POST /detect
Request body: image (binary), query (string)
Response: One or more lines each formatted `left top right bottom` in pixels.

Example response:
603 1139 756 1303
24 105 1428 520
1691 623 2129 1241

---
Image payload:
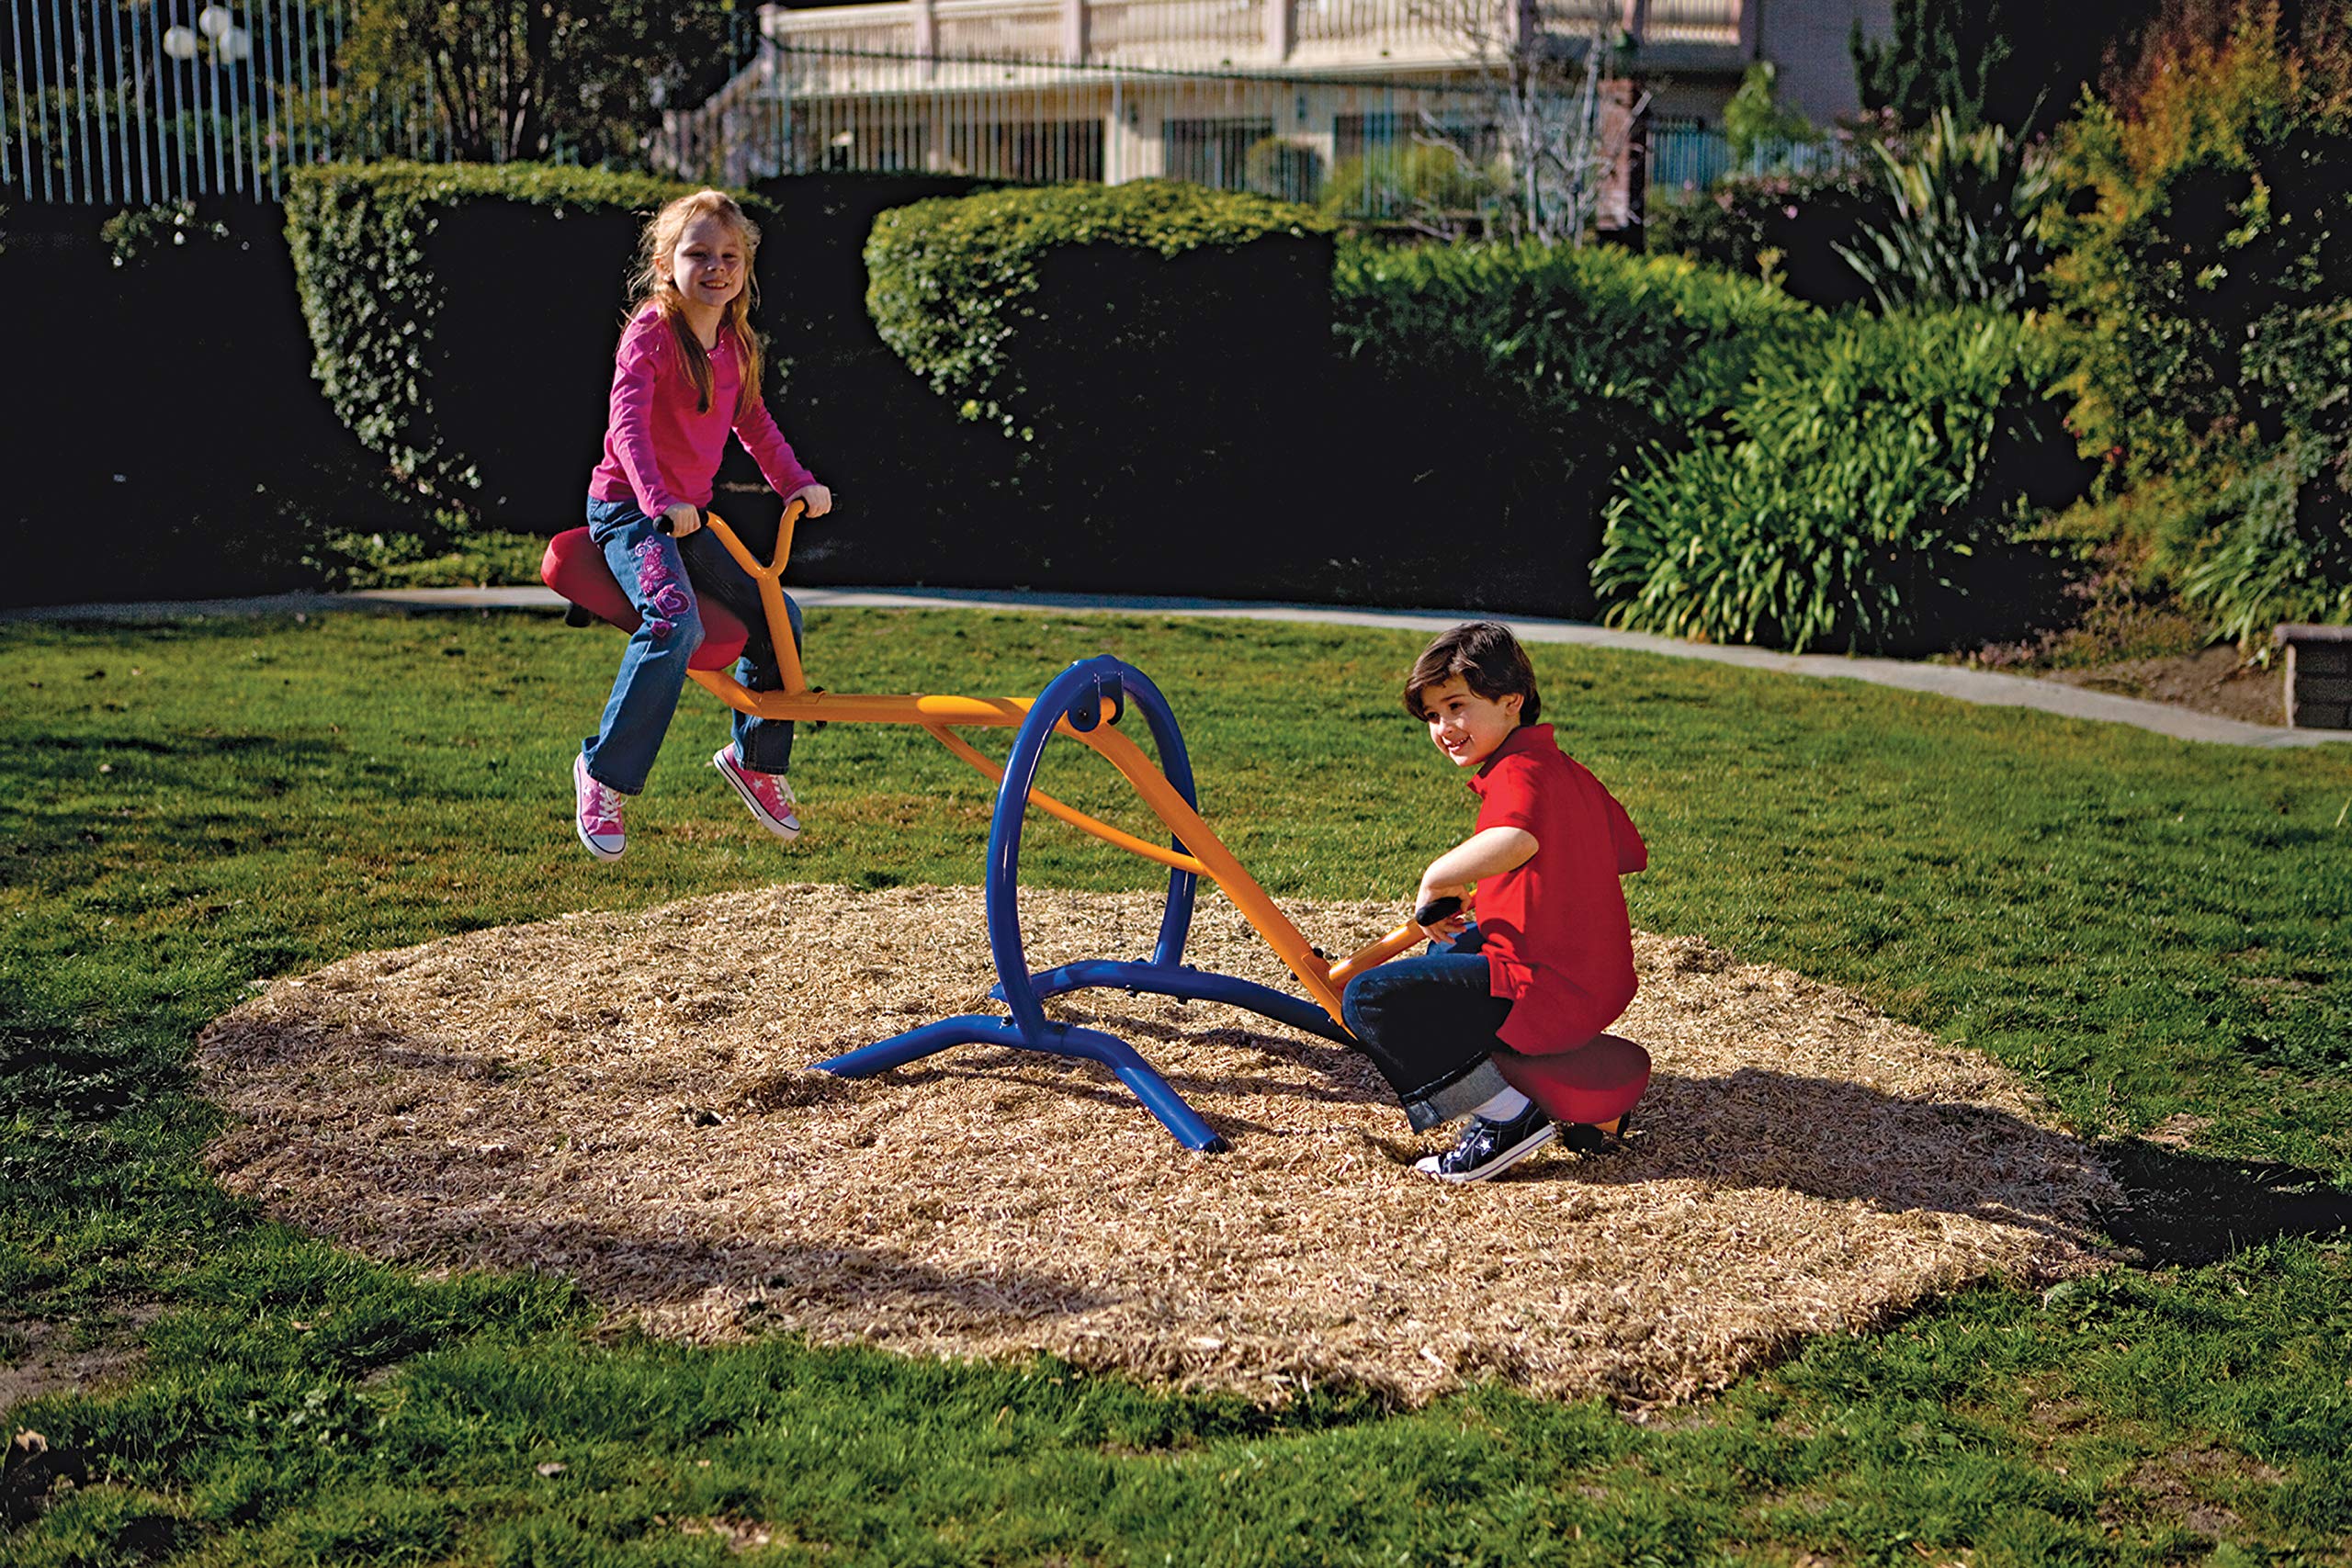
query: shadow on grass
2096 1139 2352 1267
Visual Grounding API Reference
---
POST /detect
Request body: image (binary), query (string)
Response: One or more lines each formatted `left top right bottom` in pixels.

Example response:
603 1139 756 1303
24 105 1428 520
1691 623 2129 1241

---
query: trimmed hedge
286 163 696 526
1333 239 1812 446
866 178 1333 440
1329 240 1815 617
0 198 422 607
863 180 1340 595
1592 308 2085 653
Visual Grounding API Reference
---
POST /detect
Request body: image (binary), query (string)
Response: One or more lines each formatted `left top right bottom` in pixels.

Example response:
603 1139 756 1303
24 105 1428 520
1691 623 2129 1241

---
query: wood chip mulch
198 883 2114 1407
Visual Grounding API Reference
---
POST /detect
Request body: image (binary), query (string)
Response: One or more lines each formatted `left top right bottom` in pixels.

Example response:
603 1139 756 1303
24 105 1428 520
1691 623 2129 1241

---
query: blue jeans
579 495 803 795
1339 927 1516 1131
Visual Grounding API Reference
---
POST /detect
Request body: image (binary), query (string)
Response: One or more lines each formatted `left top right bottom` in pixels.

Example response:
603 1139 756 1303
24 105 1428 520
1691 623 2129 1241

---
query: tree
1408 0 1645 244
341 0 752 166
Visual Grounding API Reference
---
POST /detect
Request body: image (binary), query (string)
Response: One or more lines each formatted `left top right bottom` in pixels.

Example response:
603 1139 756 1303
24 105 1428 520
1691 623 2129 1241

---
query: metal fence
2 0 767 203
7 0 379 203
1646 118 1865 194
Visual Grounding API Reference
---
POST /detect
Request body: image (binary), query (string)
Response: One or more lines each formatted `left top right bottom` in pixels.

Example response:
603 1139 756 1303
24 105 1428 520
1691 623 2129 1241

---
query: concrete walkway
11 583 2349 751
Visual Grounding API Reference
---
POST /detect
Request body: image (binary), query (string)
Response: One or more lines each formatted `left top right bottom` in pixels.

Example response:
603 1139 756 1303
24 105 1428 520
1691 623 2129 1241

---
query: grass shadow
2095 1139 2352 1267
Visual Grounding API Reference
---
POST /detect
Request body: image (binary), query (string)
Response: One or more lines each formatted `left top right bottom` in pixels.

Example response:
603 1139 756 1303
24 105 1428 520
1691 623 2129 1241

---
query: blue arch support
814 656 1349 1153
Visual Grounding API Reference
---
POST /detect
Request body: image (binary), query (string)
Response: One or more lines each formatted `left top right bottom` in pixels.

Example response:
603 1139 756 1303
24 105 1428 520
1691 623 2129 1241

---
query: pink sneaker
572 754 626 861
711 746 802 840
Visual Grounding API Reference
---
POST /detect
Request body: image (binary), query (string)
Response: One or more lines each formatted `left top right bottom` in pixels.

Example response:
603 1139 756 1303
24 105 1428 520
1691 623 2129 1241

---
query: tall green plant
1593 310 2065 651
1836 108 2053 310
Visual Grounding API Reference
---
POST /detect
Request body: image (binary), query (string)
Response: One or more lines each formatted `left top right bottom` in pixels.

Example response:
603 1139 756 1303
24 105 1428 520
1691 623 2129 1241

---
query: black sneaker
1414 1102 1556 1183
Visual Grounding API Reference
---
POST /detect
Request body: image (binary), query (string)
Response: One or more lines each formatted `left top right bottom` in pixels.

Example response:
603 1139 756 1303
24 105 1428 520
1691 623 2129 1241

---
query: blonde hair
628 189 763 418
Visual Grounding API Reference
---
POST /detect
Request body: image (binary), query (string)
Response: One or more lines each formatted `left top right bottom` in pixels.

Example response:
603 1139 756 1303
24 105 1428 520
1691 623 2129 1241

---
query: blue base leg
816 1014 1229 1154
1003 959 1353 1044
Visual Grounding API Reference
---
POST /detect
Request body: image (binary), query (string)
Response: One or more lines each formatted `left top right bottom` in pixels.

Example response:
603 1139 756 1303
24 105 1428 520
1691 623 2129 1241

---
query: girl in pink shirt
571 190 831 862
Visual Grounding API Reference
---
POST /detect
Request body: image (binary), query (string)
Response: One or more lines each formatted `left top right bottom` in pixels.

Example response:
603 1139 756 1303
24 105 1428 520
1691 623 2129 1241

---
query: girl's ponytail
628 190 766 419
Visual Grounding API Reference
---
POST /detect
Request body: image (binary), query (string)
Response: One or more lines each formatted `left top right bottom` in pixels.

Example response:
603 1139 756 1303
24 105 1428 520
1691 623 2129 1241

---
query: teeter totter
543 502 1648 1153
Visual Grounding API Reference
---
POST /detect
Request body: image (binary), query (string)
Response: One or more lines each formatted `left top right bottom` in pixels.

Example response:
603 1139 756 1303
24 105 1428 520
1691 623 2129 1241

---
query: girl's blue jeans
579 495 802 795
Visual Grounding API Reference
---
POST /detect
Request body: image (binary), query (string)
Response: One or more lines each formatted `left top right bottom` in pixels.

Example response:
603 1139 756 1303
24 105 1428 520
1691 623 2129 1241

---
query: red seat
1492 1032 1651 1127
540 528 750 672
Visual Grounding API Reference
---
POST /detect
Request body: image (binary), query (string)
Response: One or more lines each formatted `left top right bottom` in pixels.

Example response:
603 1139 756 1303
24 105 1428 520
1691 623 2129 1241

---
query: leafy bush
864 179 1331 442
1641 166 1892 309
1245 137 1326 204
1724 62 1816 167
2043 1 2352 637
285 162 696 525
1836 108 2054 310
1852 0 2161 136
1333 238 1812 448
1319 142 1501 231
1593 309 2077 652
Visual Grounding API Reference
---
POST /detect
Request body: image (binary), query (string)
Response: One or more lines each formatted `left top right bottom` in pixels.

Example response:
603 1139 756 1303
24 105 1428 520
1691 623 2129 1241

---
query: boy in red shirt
1340 622 1650 1181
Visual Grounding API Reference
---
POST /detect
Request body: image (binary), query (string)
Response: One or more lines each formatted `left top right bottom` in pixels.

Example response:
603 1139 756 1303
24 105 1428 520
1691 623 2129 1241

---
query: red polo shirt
1468 724 1647 1055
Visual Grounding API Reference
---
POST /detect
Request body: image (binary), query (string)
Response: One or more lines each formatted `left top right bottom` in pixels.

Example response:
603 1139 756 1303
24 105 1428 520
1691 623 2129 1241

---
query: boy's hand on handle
1414 884 1470 942
784 483 831 519
662 502 704 537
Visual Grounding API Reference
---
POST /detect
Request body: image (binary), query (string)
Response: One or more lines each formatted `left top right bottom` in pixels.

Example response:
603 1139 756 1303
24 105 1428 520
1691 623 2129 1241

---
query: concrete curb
10 584 2348 751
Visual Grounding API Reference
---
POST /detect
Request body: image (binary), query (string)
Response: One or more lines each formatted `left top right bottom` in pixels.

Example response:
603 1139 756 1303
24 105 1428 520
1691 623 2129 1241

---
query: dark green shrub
2043 3 2352 638
0 197 422 607
1852 0 2161 136
1333 238 1811 436
1643 167 1892 309
865 179 1332 441
861 180 1338 594
1593 309 2077 652
285 162 696 527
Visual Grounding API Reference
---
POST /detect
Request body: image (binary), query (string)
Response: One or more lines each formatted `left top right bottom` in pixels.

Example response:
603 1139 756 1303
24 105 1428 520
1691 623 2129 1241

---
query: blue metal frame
816 655 1334 1152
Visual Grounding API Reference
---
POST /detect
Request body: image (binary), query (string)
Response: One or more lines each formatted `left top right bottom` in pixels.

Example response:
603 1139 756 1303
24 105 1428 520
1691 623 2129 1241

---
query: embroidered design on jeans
635 543 693 639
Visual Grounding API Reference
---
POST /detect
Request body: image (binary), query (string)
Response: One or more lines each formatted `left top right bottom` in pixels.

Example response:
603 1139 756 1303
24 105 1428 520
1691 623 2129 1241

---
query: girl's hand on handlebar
662 502 704 537
784 482 832 519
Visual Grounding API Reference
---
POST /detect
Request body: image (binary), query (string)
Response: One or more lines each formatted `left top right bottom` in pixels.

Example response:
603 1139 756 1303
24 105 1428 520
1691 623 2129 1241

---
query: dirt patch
2038 646 2285 727
0 1311 156 1416
2098 1446 2286 1539
197 884 2116 1407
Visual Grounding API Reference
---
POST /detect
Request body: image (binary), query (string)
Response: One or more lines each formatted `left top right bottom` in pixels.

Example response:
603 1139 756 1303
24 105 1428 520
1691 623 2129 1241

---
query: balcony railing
756 0 1743 79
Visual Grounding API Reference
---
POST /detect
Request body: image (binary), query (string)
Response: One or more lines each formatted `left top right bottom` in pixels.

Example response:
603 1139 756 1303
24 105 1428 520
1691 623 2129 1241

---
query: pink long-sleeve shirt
588 306 815 518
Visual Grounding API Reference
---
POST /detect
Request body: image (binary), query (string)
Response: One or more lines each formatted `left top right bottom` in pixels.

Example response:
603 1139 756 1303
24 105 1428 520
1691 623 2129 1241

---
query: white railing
1088 0 1268 62
1636 0 1741 46
756 0 1743 73
934 0 1069 61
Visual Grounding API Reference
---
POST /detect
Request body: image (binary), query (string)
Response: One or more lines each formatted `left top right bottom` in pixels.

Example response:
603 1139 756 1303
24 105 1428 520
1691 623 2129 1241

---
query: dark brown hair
1403 621 1541 725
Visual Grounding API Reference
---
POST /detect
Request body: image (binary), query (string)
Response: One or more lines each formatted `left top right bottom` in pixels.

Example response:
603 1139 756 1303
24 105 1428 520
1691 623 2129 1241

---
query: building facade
662 0 1891 219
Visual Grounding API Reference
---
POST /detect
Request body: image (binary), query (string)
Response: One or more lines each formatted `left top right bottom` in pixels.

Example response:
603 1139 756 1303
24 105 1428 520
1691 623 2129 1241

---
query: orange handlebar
702 504 810 694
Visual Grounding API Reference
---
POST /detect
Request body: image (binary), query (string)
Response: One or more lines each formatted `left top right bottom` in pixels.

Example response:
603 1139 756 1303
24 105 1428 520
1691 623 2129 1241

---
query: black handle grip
1413 895 1463 926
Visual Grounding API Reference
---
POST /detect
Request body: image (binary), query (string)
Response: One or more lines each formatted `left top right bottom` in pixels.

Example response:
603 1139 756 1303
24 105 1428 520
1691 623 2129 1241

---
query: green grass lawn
4 605 2348 1566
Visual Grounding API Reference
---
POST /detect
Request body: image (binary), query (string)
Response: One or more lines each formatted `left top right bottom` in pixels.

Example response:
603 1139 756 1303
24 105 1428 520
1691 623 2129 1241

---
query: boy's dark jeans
1340 927 1517 1131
